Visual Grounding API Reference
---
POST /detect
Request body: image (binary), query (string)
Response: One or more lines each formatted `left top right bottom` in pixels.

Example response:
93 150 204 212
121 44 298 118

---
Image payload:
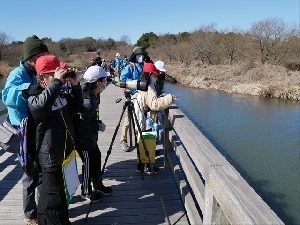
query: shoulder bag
0 117 22 153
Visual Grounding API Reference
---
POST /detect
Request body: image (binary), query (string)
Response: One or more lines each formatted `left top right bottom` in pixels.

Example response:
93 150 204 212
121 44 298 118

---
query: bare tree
120 35 131 45
249 17 297 64
156 33 177 63
0 31 11 60
174 42 192 64
191 24 218 65
220 29 245 64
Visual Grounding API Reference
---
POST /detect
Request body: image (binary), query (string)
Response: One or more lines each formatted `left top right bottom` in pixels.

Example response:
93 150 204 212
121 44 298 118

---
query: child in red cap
133 63 177 173
27 55 83 225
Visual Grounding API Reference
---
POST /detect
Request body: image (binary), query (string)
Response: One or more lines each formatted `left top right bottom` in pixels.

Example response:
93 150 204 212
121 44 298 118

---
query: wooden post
203 184 214 225
163 108 169 168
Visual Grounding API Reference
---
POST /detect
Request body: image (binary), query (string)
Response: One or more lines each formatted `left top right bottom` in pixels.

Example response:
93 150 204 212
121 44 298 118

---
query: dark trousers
37 167 71 225
22 172 42 219
78 145 102 195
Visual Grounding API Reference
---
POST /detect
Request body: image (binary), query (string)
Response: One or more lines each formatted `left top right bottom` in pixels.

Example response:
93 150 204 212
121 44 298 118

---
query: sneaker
155 150 160 156
81 192 101 202
136 163 144 173
24 218 38 225
120 141 129 152
145 164 160 174
96 184 113 195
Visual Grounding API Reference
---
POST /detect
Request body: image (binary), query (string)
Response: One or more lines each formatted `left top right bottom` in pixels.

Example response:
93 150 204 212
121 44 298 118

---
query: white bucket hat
154 60 167 72
84 65 107 83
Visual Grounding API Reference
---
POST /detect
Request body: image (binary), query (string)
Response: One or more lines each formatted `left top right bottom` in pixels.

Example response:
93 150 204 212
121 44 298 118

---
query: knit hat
143 63 159 75
23 35 49 60
84 65 107 83
36 55 60 74
154 60 167 72
129 46 148 62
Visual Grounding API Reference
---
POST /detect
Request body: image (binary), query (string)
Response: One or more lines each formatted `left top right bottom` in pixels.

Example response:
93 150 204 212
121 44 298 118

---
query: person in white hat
114 53 121 75
154 60 167 97
74 65 113 202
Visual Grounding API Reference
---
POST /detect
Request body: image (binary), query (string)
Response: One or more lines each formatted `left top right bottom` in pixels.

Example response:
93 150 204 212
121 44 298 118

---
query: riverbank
1 60 299 100
167 61 300 101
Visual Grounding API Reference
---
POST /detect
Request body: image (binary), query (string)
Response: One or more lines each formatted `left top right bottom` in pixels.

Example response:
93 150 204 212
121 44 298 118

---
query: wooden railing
160 105 284 225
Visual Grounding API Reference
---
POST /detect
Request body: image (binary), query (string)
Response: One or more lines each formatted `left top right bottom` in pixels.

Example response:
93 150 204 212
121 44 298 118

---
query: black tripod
85 89 155 221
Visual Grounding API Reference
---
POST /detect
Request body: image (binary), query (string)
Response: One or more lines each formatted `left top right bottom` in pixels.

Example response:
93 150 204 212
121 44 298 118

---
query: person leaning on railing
133 63 177 173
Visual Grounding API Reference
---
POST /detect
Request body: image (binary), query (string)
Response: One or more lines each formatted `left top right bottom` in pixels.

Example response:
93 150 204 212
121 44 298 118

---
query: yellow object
137 131 156 163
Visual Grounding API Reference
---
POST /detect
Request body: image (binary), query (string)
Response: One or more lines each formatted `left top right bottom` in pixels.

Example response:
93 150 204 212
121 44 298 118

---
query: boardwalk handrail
160 105 284 225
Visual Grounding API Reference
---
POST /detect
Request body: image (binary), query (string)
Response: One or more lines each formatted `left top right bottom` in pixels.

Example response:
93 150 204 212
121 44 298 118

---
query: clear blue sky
0 0 299 44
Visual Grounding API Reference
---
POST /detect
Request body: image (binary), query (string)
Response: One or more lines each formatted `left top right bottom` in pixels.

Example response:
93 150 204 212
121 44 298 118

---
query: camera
112 77 149 91
63 70 76 79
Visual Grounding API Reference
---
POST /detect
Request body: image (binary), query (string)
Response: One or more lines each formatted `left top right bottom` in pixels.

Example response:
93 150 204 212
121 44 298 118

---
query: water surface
164 83 300 224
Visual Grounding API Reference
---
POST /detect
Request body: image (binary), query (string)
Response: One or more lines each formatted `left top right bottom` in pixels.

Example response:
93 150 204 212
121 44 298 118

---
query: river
164 82 299 225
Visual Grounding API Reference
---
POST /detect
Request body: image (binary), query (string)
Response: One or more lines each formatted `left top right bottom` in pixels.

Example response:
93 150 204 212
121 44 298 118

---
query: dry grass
168 61 300 101
0 61 13 78
1 57 299 100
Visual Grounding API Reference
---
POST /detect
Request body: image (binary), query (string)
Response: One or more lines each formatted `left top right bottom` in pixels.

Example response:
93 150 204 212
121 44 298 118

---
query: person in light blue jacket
2 35 49 225
119 46 148 152
114 53 121 76
122 55 129 68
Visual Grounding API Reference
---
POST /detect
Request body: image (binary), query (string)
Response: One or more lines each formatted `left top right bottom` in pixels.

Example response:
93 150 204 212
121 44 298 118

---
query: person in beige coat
133 63 177 173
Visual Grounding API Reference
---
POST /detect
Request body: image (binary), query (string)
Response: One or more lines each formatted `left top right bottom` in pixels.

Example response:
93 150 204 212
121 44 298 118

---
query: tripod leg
127 104 133 147
85 102 128 222
128 104 145 179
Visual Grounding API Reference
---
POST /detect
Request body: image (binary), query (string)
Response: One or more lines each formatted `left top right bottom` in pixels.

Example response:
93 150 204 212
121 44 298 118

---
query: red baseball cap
60 62 69 70
143 63 159 75
36 55 60 74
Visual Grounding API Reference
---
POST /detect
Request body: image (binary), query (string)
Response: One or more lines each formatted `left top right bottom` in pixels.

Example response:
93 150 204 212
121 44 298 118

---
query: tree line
0 17 299 72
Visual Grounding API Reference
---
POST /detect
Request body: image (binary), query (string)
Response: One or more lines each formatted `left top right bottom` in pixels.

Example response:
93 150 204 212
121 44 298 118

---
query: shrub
284 61 300 71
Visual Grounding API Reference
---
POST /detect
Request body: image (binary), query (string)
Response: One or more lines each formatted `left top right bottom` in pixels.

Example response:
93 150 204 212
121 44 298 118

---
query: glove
22 84 43 98
98 121 106 132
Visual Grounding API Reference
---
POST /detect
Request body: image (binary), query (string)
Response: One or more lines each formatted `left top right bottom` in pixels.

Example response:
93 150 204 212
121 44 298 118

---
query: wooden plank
166 133 203 225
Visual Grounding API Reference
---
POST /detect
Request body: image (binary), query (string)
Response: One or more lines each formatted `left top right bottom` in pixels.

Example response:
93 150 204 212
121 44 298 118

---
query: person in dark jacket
2 35 49 225
74 65 112 202
28 55 83 225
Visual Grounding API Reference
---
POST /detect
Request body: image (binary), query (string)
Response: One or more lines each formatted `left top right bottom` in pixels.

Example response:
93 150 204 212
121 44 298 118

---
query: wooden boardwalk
0 84 189 225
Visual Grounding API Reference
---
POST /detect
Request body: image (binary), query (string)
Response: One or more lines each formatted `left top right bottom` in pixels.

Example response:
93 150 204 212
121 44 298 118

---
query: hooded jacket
120 62 143 81
28 79 83 171
2 61 37 127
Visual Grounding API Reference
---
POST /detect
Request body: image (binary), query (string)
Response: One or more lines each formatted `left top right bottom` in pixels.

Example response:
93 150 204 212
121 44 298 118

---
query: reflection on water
164 83 300 225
